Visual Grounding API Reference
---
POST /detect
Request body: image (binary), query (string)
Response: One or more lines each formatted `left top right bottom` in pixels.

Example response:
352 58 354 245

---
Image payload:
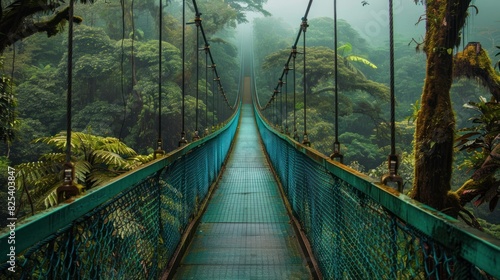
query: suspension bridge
1 0 500 279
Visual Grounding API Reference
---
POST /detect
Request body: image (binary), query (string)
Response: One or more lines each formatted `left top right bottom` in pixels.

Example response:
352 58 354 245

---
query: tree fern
16 131 151 214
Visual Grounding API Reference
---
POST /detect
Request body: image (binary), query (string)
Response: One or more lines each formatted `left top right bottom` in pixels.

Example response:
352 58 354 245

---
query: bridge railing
254 106 500 279
0 106 240 279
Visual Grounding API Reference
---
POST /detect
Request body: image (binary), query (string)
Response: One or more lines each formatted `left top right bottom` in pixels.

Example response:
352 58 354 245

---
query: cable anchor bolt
57 162 80 203
154 139 165 159
330 141 343 163
179 131 188 147
193 130 200 141
302 133 311 147
381 154 404 192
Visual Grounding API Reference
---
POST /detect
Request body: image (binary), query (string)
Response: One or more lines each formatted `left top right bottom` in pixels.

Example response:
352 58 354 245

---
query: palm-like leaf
90 150 130 169
128 153 156 169
17 131 152 212
87 169 117 188
74 160 92 182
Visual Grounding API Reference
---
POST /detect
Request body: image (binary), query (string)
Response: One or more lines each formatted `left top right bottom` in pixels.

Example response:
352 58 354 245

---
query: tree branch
454 42 500 101
0 4 82 53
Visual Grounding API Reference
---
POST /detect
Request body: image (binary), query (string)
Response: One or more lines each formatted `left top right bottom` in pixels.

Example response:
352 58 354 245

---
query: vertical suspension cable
301 17 310 146
154 0 165 158
179 0 188 146
193 13 201 141
273 89 278 126
292 47 299 141
58 0 79 202
216 80 220 126
330 0 343 162
7 43 16 158
10 44 15 97
131 0 136 93
285 65 289 134
204 44 209 136
119 0 127 140
65 3 74 170
279 78 283 132
212 66 215 130
381 0 403 191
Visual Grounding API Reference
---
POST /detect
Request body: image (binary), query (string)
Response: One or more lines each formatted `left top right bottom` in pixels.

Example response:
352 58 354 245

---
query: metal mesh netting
255 110 493 280
0 175 162 280
0 110 239 280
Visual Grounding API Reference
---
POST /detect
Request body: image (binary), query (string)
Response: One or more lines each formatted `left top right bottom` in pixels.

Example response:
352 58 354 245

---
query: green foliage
478 217 500 239
456 97 500 164
15 131 151 212
73 101 124 136
455 97 500 212
15 64 65 133
7 118 51 164
339 132 384 169
346 55 377 69
0 156 11 227
262 46 388 100
337 42 377 69
225 0 271 24
0 71 17 153
307 18 370 54
405 100 420 124
256 17 391 170
0 0 96 52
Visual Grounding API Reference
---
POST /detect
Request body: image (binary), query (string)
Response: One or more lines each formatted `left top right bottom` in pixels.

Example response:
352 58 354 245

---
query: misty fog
247 0 498 49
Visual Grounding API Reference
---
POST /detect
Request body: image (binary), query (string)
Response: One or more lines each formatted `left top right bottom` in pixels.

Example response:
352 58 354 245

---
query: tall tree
411 0 472 210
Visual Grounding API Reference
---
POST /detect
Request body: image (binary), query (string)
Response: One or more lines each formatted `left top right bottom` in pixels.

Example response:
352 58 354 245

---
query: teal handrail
0 105 240 279
254 101 500 279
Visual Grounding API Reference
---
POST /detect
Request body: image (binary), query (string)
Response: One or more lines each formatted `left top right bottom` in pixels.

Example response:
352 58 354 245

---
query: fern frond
43 190 58 209
100 140 137 157
39 152 66 162
74 160 92 183
87 169 117 188
90 150 129 168
30 179 61 209
34 132 82 154
128 153 155 169
15 161 61 187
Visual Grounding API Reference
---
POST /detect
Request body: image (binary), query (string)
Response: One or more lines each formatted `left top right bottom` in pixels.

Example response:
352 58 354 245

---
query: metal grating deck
172 104 312 279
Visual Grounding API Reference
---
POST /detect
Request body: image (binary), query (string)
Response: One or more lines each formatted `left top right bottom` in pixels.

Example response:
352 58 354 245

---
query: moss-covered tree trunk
411 0 471 210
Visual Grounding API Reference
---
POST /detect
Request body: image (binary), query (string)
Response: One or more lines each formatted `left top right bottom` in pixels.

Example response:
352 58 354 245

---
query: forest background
0 0 499 238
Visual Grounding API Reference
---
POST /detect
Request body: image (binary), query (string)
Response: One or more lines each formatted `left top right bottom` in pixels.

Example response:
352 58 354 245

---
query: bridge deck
172 103 312 279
